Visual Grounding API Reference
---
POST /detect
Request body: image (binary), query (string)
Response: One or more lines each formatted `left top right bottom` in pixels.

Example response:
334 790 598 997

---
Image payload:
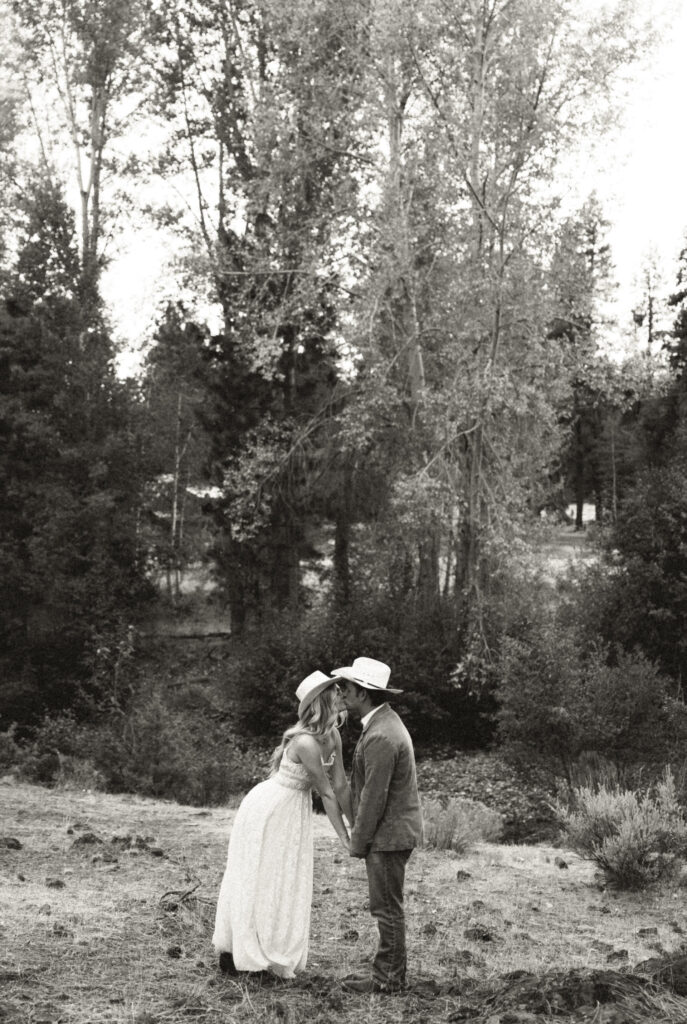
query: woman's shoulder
288 732 321 762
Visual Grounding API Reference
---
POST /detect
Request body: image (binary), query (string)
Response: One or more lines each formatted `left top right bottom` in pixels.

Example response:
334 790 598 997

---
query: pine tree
0 176 151 729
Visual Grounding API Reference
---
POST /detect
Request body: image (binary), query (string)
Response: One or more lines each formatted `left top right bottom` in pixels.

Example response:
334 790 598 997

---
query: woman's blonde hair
269 684 344 774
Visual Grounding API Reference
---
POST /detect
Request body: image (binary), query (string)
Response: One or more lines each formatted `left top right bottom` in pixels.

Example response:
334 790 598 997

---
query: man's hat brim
333 666 403 694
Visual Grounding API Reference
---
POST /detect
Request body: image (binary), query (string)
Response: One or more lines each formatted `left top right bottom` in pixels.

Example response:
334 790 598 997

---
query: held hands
339 833 351 853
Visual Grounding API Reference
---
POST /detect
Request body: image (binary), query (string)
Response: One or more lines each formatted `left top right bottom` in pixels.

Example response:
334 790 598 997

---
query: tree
147 0 366 628
141 303 212 600
0 175 151 729
666 239 687 377
10 0 150 318
631 248 672 363
340 0 647 656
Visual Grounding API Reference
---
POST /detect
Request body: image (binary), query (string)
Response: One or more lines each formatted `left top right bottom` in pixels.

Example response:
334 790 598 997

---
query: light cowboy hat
332 657 403 694
296 670 339 717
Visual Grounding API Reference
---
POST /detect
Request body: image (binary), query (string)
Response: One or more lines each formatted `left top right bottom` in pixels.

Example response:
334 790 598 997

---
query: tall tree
341 0 646 653
141 0 648 660
550 196 614 527
149 0 366 627
10 0 150 318
141 303 211 601
0 176 151 729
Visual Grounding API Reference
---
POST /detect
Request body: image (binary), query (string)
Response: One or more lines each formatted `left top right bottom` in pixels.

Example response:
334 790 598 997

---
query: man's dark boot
219 951 239 975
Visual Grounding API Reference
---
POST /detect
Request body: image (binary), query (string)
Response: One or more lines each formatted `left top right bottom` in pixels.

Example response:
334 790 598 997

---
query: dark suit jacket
350 703 424 857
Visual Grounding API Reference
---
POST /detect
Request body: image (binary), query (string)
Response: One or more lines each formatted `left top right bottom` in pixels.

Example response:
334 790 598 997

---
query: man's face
339 680 365 718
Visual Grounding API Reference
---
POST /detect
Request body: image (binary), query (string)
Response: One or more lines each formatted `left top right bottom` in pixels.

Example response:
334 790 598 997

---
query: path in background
142 563 231 638
538 514 598 586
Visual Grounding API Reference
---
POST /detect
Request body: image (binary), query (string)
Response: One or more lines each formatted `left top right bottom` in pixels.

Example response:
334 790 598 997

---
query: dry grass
2 777 687 1023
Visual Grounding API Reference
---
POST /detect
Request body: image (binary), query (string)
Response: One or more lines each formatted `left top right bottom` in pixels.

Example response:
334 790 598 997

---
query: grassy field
2 777 687 1024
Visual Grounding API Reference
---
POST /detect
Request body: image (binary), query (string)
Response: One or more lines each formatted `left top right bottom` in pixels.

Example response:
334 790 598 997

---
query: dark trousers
365 849 412 989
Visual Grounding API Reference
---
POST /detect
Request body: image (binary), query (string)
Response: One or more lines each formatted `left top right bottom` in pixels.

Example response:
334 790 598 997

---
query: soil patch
416 750 559 843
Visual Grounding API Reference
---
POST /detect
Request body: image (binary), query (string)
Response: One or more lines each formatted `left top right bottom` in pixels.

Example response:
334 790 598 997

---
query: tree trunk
333 461 353 606
610 417 618 522
418 530 440 599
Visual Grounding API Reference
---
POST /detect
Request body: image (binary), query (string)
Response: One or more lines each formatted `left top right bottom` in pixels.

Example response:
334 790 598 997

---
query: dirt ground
3 777 687 1023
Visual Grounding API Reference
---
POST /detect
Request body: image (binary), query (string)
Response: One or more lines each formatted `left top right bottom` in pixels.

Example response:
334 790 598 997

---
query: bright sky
592 0 687 328
109 0 687 374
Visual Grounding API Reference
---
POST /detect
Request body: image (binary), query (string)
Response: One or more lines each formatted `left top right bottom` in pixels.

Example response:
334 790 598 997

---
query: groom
334 657 423 994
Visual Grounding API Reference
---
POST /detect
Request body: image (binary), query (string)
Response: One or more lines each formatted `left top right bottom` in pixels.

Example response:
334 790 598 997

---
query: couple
212 656 423 994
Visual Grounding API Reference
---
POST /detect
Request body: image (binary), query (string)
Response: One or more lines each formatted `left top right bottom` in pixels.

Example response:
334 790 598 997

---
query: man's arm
350 733 396 858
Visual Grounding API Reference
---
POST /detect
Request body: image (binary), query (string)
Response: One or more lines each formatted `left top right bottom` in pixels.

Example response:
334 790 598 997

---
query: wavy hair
269 684 345 774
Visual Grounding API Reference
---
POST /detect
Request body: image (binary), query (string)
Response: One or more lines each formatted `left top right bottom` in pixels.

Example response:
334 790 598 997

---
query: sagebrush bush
55 755 106 792
422 795 503 854
559 768 687 889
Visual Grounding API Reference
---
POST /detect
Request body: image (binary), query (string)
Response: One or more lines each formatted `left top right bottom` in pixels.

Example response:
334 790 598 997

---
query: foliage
0 176 153 729
138 0 651 653
10 0 151 312
422 795 503 854
496 617 686 774
139 304 212 599
3 697 261 806
568 449 687 687
146 0 362 627
85 696 260 805
0 723 22 771
552 245 687 703
0 0 660 750
225 588 496 749
559 769 687 890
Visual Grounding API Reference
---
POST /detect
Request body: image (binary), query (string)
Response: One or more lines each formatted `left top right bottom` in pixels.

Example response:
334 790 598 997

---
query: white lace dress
212 747 332 977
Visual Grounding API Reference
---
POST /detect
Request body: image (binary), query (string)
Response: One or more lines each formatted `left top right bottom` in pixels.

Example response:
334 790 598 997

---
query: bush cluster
422 795 503 853
576 460 687 685
227 594 492 748
496 619 687 774
558 768 687 889
1 697 263 806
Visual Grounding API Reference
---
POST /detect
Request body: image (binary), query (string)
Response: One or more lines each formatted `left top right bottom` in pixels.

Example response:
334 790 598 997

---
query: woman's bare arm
330 729 353 825
290 735 350 851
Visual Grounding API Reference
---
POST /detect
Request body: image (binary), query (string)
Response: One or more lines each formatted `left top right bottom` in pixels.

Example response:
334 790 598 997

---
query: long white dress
212 746 328 978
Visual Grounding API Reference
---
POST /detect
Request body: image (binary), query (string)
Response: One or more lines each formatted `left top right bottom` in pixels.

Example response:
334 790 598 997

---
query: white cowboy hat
296 670 338 717
331 657 403 694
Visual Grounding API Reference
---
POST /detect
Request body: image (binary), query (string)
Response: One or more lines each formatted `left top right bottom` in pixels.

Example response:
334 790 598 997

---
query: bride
212 670 352 978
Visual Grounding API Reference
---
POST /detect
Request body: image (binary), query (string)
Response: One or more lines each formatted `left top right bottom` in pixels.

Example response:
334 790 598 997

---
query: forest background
3 0 687 811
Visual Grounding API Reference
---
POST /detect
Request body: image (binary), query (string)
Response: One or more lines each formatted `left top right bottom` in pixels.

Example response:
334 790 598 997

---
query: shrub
5 699 263 806
83 696 262 805
496 619 685 774
0 724 23 771
54 755 106 792
558 768 687 889
422 795 503 854
588 462 687 684
228 594 490 749
11 712 85 784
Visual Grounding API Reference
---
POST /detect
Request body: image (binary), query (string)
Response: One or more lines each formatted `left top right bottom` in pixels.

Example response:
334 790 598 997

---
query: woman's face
333 683 347 713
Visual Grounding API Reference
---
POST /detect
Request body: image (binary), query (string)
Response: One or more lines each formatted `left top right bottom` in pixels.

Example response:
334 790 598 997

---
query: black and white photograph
2 0 687 1021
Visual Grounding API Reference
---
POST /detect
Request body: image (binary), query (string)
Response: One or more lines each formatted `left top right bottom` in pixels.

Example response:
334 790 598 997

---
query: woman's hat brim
298 677 338 716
